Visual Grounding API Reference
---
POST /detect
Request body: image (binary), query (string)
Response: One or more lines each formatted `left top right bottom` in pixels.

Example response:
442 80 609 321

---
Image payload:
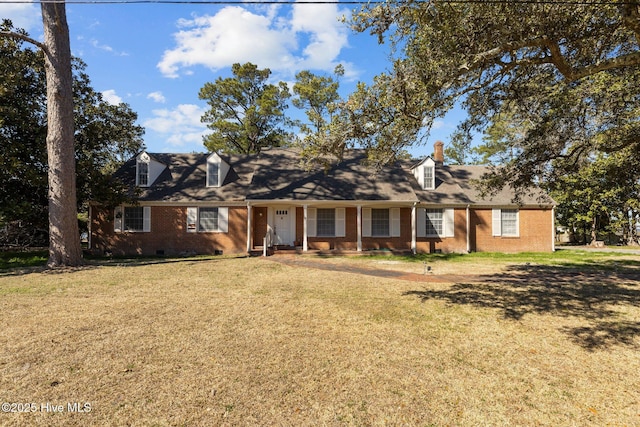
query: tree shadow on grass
404 262 640 350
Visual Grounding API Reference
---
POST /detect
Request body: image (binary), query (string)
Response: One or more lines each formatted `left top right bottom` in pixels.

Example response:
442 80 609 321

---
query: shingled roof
112 148 553 206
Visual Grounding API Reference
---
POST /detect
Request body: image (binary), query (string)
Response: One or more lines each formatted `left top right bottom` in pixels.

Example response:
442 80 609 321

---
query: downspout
466 204 471 253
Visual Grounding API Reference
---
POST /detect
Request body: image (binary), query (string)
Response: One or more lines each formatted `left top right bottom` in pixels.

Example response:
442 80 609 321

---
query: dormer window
137 153 150 187
207 153 229 188
207 162 220 187
424 164 435 190
207 161 220 187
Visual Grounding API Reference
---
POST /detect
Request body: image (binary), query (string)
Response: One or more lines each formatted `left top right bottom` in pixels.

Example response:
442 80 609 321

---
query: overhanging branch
0 30 48 54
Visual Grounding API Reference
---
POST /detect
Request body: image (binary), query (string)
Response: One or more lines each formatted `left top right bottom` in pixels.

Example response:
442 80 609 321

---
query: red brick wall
415 208 468 254
91 204 554 255
472 208 553 253
294 207 414 251
90 205 247 256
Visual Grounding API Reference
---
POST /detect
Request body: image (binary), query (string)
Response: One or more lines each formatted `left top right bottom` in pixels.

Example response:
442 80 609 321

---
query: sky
1 0 463 158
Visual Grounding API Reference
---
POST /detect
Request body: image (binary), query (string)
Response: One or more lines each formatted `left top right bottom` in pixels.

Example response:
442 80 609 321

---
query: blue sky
1 0 462 158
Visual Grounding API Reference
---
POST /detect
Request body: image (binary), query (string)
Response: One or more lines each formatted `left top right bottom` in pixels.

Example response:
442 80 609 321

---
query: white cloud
431 119 446 130
143 104 210 151
147 91 166 104
158 3 353 79
90 38 128 56
0 0 40 32
101 89 123 105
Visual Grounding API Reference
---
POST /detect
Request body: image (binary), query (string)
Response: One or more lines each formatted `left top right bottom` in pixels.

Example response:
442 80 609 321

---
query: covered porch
245 202 419 255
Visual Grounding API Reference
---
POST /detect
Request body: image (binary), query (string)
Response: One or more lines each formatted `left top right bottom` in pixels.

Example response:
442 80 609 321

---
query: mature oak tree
346 0 640 188
199 62 291 154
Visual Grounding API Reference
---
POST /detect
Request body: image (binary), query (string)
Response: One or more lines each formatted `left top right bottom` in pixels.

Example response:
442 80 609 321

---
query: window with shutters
371 209 390 237
426 209 443 236
124 207 144 232
501 209 519 237
199 207 219 232
316 208 335 237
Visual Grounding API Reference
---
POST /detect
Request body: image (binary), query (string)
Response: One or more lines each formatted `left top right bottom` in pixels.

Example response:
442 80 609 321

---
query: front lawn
0 255 638 425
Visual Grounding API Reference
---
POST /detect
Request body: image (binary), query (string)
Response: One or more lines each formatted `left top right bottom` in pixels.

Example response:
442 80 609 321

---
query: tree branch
0 30 48 54
462 34 640 83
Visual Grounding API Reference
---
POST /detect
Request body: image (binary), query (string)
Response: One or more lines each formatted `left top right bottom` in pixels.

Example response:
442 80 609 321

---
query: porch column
411 203 416 254
357 205 362 251
466 204 471 253
246 203 252 253
303 204 308 252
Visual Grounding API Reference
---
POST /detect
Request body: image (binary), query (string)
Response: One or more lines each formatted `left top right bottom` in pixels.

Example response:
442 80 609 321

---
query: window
207 161 220 187
426 209 443 236
316 208 335 237
492 208 519 237
417 208 454 238
124 207 144 231
371 209 390 237
424 165 435 189
187 207 229 233
137 161 149 186
501 209 518 236
199 207 219 232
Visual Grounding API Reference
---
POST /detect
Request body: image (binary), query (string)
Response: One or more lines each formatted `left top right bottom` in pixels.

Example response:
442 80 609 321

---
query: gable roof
111 148 553 207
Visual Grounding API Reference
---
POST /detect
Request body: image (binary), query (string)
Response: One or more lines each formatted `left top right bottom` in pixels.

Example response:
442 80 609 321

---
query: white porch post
357 205 362 251
466 204 471 253
246 203 252 253
411 203 416 254
303 204 308 252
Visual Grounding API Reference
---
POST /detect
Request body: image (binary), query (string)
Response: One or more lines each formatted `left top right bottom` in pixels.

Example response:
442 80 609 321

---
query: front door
274 208 292 246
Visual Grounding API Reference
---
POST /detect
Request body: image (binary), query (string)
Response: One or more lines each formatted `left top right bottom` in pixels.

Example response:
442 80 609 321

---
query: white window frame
417 208 454 238
187 207 229 233
371 208 390 237
492 208 520 237
423 165 435 190
426 209 443 237
114 206 151 233
136 159 149 187
207 160 220 187
316 208 336 237
307 208 345 238
362 208 401 238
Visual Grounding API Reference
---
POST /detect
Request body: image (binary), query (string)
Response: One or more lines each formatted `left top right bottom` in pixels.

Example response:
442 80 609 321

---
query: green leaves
348 0 640 179
0 21 143 238
199 62 291 154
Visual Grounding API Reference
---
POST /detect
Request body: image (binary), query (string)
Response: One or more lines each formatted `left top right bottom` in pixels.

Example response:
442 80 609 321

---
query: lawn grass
0 250 47 270
0 254 639 425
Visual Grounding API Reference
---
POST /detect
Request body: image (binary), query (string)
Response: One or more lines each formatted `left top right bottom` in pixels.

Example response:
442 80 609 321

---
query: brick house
89 142 556 256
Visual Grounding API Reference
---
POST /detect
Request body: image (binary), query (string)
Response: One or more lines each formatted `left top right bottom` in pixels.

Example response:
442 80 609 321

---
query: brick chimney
433 141 445 164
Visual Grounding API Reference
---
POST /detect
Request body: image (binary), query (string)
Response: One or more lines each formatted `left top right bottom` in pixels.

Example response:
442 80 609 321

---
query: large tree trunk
41 1 82 267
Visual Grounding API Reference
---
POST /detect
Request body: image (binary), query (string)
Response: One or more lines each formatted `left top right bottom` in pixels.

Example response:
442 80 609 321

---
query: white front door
274 208 292 245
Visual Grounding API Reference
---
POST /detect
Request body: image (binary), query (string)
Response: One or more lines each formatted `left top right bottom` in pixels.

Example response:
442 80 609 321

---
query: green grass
0 250 47 270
